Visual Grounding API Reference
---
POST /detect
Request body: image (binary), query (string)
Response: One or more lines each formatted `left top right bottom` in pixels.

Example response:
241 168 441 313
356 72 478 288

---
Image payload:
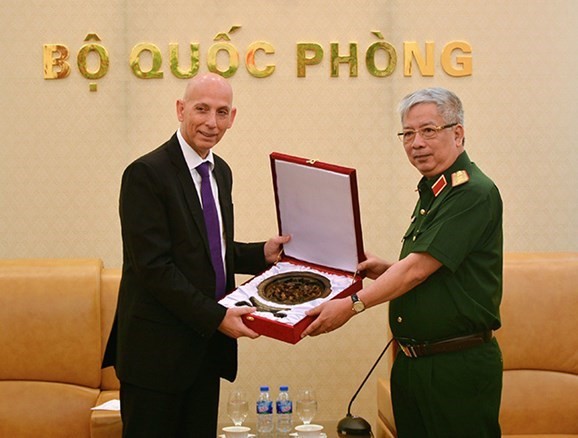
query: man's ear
228 107 237 128
176 99 185 122
454 124 465 147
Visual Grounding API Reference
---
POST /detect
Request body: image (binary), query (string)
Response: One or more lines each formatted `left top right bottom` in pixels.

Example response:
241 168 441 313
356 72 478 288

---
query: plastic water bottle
276 385 293 433
256 385 274 433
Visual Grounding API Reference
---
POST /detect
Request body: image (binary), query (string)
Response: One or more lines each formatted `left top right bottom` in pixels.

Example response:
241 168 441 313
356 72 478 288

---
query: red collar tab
432 174 447 197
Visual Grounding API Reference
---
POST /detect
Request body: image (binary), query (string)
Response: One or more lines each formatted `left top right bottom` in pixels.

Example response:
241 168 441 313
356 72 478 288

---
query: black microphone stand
337 338 394 437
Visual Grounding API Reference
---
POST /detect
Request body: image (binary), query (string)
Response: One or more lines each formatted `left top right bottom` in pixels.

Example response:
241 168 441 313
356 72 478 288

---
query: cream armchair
0 259 122 438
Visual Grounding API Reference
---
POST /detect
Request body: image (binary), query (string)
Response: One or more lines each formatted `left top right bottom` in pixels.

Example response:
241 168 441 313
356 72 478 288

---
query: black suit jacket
103 134 267 393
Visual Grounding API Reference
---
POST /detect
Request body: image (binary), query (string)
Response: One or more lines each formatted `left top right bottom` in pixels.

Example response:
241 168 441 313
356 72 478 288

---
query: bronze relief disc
257 271 331 305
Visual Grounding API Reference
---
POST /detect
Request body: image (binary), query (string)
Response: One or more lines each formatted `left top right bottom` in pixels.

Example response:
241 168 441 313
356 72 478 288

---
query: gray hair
398 87 464 125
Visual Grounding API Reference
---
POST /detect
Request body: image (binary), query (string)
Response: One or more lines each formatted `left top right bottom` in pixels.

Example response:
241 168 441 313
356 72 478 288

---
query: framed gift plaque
219 152 365 343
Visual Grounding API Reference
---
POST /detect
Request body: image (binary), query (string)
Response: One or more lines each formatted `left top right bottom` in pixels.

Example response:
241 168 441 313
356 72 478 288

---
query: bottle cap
260 386 269 391
280 385 289 391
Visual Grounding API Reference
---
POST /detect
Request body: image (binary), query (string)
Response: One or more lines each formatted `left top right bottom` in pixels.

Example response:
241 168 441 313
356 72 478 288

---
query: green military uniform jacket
390 151 503 342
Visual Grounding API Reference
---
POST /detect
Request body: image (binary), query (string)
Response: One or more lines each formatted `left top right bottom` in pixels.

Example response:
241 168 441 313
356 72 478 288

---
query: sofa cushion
501 370 578 435
497 252 578 435
0 380 99 438
498 252 578 374
0 259 103 388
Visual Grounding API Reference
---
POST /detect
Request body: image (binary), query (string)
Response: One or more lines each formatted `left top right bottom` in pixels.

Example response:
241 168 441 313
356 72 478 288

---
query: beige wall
1 0 577 431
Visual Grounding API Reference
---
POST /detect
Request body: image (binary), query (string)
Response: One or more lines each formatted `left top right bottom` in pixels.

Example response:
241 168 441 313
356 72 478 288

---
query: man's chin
415 164 436 178
199 138 219 148
189 142 216 158
412 160 430 170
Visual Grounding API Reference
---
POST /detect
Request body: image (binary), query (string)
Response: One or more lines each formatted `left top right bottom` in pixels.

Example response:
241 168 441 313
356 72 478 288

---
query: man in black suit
103 73 289 437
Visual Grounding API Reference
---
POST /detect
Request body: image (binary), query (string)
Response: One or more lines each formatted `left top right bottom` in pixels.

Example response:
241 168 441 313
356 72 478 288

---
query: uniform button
397 316 403 323
420 208 427 215
412 236 417 241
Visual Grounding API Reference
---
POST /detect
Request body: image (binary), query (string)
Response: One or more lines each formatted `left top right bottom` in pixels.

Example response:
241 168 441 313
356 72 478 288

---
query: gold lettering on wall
130 43 164 79
43 44 71 79
77 43 109 80
296 43 324 77
366 32 397 77
330 42 358 77
207 41 240 78
441 41 473 77
404 41 435 77
245 41 276 78
169 43 200 79
42 28 473 90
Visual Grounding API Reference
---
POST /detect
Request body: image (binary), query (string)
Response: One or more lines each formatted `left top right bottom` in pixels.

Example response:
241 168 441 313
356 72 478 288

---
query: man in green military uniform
302 88 503 437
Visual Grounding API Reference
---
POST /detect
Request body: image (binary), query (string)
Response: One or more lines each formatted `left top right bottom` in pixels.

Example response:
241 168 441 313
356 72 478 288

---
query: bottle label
257 400 273 414
276 400 292 414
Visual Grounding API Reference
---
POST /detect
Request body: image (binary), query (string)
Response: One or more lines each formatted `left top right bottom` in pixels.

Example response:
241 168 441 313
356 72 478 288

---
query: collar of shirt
176 130 227 267
418 151 472 194
416 151 472 212
176 127 220 207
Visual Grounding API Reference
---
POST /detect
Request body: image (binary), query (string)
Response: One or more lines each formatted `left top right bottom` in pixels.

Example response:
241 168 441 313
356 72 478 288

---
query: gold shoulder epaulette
451 170 470 187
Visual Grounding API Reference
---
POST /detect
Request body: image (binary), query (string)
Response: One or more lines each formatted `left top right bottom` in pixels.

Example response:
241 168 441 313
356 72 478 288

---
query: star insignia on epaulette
451 170 470 187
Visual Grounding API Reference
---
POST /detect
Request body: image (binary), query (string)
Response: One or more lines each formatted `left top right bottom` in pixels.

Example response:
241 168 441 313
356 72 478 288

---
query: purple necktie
196 162 226 299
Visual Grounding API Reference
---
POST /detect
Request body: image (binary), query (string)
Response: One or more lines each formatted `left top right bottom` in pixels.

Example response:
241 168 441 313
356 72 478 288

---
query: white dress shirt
176 129 227 270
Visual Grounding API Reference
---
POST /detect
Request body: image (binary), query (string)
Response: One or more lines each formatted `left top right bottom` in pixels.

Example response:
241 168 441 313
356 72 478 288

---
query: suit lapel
213 159 235 277
213 162 233 245
165 137 209 251
165 137 234 279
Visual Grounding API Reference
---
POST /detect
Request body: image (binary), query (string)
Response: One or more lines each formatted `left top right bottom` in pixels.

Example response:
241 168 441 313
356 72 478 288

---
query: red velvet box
219 152 365 343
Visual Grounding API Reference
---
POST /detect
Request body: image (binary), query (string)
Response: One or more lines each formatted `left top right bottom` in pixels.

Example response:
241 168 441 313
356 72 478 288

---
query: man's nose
410 133 426 147
205 111 217 127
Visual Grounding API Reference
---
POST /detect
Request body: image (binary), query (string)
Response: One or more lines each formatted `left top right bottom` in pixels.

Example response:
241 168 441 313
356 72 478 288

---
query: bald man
103 73 289 437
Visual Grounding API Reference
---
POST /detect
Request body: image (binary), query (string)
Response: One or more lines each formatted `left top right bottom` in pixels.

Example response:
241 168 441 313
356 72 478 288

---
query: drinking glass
227 389 249 426
295 388 318 425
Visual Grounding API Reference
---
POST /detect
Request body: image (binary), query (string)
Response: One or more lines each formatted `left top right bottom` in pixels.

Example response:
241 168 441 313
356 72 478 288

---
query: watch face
352 295 365 313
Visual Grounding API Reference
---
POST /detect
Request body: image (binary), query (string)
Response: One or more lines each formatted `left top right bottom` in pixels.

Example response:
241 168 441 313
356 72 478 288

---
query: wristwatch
351 293 366 314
